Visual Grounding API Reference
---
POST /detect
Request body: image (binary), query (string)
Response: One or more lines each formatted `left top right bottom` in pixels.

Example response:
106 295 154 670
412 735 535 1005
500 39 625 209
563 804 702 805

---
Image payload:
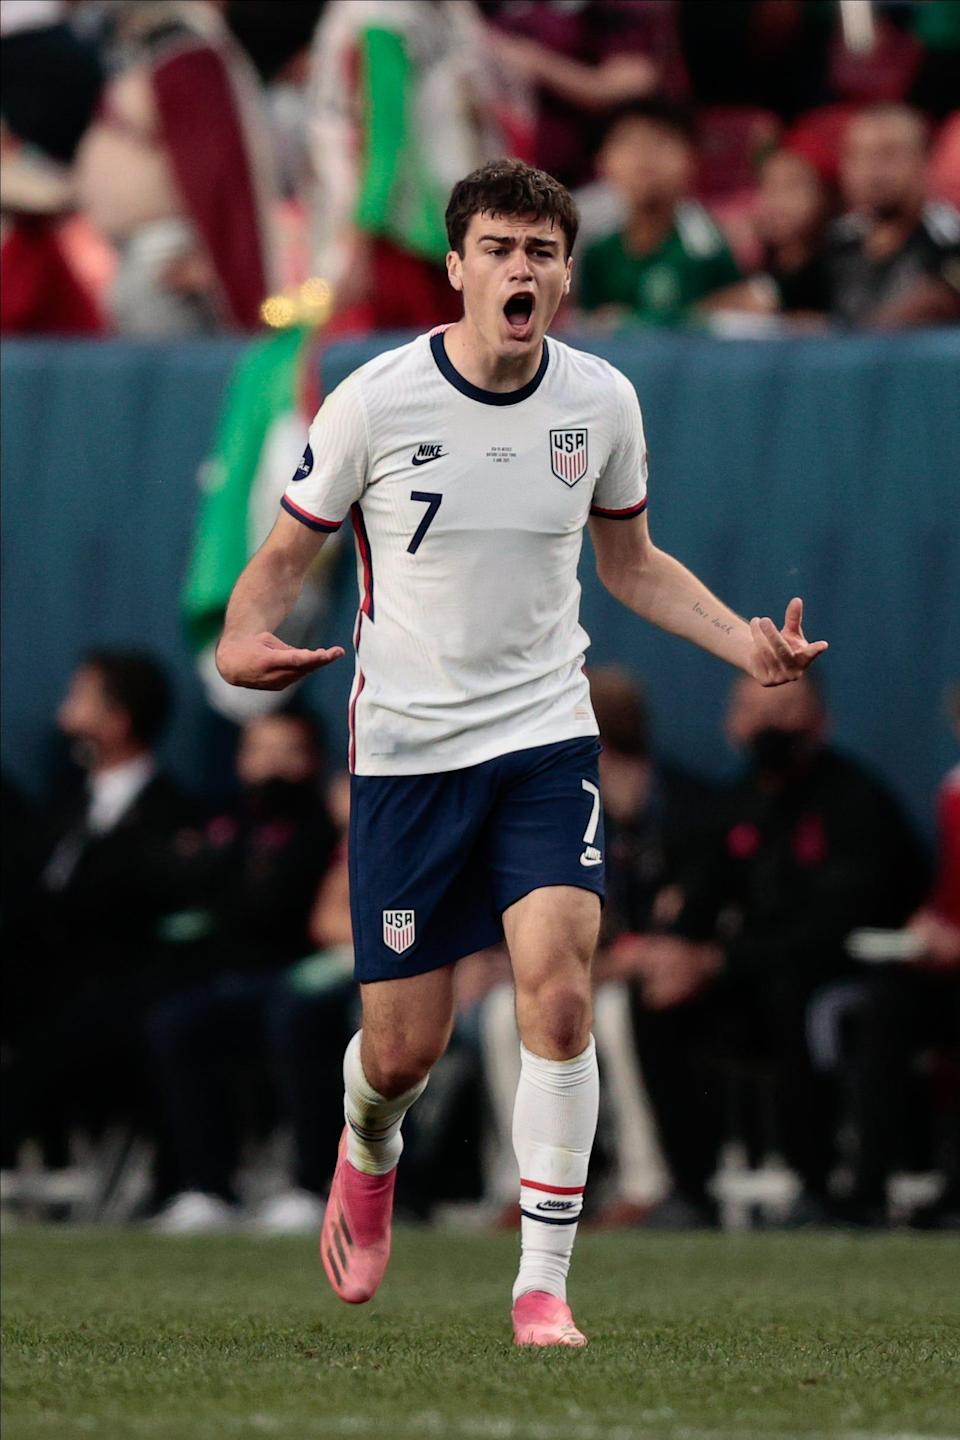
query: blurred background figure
621 674 930 1225
307 0 516 333
822 103 960 327
76 0 277 335
0 0 104 333
703 145 835 320
589 667 721 1225
482 0 684 188
145 713 353 1234
578 100 741 327
2 651 196 1193
842 687 960 1229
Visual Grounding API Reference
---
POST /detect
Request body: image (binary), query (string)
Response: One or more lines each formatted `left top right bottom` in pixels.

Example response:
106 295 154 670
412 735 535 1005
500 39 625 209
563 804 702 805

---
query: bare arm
216 510 345 689
590 512 827 685
491 32 658 112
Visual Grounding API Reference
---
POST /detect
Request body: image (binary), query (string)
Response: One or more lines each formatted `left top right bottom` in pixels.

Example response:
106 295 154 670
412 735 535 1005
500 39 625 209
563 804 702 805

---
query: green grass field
2 1227 958 1440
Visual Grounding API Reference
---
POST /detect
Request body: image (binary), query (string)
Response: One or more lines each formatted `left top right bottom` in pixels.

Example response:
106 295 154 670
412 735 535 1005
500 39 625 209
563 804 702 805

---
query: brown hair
445 158 580 257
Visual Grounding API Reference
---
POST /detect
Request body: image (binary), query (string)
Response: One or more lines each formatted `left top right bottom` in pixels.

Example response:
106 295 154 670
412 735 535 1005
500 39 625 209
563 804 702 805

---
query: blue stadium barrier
2 329 958 834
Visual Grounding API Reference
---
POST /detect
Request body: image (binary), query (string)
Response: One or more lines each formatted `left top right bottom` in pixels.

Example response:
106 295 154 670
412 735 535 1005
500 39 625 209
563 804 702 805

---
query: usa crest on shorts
382 909 416 954
549 428 588 486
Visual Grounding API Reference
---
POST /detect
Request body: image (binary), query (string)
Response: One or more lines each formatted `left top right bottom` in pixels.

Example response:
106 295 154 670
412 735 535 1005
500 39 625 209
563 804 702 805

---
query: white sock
342 1030 429 1176
512 1036 599 1304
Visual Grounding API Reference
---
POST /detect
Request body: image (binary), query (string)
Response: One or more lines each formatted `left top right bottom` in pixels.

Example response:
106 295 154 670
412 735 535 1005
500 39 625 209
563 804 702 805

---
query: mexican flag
182 324 337 721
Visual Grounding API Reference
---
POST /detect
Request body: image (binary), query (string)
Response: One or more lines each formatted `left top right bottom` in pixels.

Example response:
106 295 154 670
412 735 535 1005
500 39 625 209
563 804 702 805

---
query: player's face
447 212 571 356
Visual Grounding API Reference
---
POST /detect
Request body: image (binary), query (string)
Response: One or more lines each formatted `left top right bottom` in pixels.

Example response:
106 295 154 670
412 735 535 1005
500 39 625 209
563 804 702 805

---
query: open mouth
503 292 535 334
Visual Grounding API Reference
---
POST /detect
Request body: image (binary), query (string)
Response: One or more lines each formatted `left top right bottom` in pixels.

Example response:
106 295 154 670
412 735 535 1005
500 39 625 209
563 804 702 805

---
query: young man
216 158 827 1346
579 100 741 326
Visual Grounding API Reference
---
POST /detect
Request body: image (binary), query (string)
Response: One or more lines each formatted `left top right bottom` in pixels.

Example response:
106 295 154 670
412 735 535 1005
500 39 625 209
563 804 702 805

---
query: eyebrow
477 233 560 249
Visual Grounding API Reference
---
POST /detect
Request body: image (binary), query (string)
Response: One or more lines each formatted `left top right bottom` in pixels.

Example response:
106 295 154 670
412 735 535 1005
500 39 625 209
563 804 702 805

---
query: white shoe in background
152 1191 236 1234
249 1188 325 1235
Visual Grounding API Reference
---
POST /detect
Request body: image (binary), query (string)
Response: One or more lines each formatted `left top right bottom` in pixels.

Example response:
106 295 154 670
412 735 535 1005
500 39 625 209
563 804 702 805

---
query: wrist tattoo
693 600 734 636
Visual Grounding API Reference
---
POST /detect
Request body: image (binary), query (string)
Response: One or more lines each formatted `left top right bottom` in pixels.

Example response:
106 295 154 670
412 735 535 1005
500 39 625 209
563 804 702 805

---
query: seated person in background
589 667 722 1226
845 689 960 1228
624 674 930 1224
472 668 721 1226
820 104 960 328
703 147 834 321
578 99 741 328
146 712 345 1234
4 651 196 1170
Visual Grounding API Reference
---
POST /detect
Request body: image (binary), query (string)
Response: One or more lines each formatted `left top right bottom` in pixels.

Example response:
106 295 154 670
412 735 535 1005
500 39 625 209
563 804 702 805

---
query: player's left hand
747 597 828 687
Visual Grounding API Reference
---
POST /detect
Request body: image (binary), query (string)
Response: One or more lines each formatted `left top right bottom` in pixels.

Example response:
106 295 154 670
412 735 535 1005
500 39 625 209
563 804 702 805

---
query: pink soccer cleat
320 1129 396 1304
512 1290 588 1347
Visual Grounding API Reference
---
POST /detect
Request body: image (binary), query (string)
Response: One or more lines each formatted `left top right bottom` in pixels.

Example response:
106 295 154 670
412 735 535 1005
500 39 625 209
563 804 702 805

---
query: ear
446 250 463 293
563 256 572 296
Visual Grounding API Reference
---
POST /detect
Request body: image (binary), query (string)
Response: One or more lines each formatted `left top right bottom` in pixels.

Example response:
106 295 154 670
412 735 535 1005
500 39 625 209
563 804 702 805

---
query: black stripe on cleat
326 1247 343 1287
333 1225 349 1273
339 1215 354 1249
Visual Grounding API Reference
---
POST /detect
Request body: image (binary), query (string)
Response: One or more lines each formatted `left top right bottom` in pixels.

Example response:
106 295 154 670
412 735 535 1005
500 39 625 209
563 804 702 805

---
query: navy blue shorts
349 738 604 983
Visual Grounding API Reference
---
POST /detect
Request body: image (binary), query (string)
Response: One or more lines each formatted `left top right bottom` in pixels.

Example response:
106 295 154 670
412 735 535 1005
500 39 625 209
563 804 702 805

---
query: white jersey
281 329 648 775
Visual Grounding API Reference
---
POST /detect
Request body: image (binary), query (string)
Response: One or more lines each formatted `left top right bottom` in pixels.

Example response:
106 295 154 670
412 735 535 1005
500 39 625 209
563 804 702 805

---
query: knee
363 1035 445 1098
519 979 591 1059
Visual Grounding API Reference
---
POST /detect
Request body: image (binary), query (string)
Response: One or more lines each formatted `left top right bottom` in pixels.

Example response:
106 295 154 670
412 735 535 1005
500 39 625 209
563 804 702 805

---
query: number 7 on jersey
408 491 443 554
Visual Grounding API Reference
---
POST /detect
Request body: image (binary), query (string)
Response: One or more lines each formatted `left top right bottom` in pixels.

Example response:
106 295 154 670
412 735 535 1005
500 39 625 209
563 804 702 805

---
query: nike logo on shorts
580 845 602 867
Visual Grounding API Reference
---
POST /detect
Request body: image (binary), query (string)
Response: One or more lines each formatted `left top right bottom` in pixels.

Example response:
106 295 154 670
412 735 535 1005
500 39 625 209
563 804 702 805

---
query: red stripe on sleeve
589 497 649 520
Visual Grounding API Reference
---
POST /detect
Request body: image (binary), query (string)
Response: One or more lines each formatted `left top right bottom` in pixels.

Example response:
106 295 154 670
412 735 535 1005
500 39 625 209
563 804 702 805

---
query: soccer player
216 159 827 1347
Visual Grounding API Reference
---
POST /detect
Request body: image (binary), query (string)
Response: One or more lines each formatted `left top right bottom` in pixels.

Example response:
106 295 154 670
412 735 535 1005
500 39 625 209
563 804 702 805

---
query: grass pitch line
303 1420 959 1440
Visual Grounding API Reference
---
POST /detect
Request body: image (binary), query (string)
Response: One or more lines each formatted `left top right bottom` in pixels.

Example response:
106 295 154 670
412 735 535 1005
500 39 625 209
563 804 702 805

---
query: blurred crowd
1 0 958 337
2 650 958 1232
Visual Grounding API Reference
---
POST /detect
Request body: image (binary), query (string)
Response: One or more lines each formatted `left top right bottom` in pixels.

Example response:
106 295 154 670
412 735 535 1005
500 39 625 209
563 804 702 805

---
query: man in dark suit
6 651 197 1167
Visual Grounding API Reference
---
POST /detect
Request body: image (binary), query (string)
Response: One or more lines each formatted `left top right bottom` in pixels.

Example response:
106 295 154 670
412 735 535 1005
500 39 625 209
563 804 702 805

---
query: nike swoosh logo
580 853 603 867
411 452 447 466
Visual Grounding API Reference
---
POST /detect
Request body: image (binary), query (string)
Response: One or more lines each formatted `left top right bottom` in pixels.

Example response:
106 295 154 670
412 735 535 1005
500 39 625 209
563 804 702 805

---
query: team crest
382 909 416 955
292 443 314 482
549 428 589 486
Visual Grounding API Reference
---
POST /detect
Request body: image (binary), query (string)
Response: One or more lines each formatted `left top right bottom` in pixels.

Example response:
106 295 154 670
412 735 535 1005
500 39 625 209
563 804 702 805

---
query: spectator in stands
481 0 684 188
307 0 510 333
623 674 930 1224
589 668 721 1226
0 2 105 334
578 100 741 327
4 651 196 1170
818 104 960 328
843 689 960 1228
146 712 346 1234
703 147 834 320
677 0 833 121
75 0 277 335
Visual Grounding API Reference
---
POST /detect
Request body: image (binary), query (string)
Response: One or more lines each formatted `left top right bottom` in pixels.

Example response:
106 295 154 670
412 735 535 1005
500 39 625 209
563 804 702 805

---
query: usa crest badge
550 428 588 486
382 909 416 955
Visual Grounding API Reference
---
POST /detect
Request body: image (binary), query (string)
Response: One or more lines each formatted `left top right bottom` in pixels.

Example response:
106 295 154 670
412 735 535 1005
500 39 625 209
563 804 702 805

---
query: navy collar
430 330 549 405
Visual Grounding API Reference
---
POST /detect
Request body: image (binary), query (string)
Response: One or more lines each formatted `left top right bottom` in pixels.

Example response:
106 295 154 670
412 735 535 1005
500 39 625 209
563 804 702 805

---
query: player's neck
443 319 545 394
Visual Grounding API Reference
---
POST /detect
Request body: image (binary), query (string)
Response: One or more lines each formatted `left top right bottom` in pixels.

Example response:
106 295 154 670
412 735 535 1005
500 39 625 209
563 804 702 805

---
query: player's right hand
216 632 345 690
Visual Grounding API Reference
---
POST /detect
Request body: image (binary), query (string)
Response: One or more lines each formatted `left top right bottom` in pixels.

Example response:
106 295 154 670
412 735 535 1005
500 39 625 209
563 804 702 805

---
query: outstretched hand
747 597 828 687
216 632 345 691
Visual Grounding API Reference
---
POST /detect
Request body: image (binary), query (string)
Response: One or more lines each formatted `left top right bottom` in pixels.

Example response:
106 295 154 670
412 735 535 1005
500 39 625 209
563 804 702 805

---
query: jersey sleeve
590 373 649 520
281 375 370 533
